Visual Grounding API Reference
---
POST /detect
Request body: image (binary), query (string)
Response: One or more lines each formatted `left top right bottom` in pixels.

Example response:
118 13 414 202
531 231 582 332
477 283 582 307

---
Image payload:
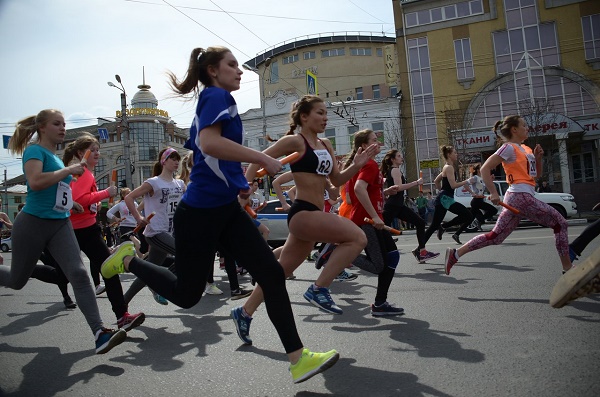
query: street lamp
107 75 133 188
242 57 272 151
243 58 272 197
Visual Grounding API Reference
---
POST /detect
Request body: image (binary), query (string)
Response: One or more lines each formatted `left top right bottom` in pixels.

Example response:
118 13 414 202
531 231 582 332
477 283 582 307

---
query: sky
0 0 395 180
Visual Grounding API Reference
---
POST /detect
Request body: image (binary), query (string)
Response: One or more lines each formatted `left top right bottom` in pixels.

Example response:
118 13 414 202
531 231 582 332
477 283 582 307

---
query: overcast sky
0 0 394 179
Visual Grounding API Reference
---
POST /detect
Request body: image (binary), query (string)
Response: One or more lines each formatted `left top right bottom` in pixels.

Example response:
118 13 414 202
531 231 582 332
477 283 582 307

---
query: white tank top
143 176 185 237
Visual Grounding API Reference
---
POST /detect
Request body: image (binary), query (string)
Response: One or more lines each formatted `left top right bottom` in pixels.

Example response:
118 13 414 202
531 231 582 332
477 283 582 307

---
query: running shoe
452 234 462 245
335 270 358 282
550 247 600 308
100 242 135 279
95 283 106 295
95 327 127 354
289 348 339 384
437 225 446 240
444 248 458 275
411 247 421 263
420 250 440 262
152 291 169 305
117 311 145 332
204 283 224 295
237 267 249 276
569 246 578 263
231 288 253 300
315 243 335 270
303 286 343 314
306 253 315 262
371 302 405 316
231 307 252 345
63 297 77 309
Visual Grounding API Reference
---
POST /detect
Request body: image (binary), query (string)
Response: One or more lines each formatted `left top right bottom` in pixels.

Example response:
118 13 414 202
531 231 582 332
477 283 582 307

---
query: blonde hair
178 151 193 184
9 109 63 156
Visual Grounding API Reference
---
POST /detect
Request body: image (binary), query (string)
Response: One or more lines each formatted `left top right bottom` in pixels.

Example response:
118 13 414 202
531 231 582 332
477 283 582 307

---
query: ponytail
344 129 373 169
9 109 63 156
286 95 324 136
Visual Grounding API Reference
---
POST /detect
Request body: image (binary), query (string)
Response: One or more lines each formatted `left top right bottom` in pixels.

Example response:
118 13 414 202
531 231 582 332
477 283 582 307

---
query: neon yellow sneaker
101 242 135 279
289 348 339 384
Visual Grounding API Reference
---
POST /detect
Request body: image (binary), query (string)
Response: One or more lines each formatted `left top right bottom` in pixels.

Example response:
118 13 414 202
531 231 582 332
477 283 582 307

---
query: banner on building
306 70 318 95
383 45 398 86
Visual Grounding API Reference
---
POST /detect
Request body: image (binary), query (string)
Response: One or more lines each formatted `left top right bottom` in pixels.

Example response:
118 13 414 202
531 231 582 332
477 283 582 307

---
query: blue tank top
290 134 333 176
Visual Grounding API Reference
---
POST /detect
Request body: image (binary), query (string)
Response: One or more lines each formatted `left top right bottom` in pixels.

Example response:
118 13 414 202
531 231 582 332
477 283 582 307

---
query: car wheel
1 243 8 252
549 204 567 219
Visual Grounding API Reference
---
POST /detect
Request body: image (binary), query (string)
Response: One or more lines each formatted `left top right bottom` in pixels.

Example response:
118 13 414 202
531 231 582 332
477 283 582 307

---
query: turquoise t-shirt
21 144 73 219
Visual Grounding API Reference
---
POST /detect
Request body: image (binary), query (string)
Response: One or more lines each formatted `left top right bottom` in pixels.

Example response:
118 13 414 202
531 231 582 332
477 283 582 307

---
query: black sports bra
289 134 333 176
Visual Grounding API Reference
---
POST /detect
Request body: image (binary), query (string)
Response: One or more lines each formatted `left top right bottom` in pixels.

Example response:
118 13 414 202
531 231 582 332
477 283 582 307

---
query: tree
441 102 474 181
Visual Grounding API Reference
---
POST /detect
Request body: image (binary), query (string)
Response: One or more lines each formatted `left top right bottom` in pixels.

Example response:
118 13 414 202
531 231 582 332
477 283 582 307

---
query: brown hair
153 147 181 177
285 95 324 136
9 109 63 156
178 151 193 184
63 132 98 166
344 129 374 169
493 115 521 143
167 46 232 98
440 145 455 160
380 149 399 178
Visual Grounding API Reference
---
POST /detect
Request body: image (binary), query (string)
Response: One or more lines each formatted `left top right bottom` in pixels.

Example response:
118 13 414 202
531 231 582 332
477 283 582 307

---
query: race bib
314 149 333 175
53 181 73 212
250 197 260 210
526 153 537 177
90 203 98 214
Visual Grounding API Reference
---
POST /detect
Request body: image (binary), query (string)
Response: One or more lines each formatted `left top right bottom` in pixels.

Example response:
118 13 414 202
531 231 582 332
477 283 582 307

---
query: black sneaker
231 288 253 300
437 225 446 240
411 248 422 263
315 243 335 270
63 297 77 309
452 234 462 245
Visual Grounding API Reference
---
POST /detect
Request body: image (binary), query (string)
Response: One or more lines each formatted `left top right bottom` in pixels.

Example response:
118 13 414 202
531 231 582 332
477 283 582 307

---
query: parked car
1 237 11 252
444 180 577 231
256 199 291 248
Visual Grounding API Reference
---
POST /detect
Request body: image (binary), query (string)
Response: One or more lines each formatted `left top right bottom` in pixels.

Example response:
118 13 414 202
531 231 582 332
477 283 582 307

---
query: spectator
415 191 428 221
536 180 552 192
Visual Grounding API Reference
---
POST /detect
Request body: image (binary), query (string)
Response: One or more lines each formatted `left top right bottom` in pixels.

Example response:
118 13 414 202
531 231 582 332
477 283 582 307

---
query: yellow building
393 0 600 209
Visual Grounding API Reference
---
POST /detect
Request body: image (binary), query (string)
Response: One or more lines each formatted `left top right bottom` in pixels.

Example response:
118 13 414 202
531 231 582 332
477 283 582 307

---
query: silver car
256 199 291 248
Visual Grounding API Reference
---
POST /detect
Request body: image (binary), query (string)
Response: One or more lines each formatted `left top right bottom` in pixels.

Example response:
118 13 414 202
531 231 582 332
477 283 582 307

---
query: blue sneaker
569 246 578 263
151 290 169 305
303 286 343 314
231 307 252 345
95 327 127 354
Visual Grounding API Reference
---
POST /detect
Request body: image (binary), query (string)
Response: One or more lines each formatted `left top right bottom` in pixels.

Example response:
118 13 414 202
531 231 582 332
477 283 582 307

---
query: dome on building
131 83 158 109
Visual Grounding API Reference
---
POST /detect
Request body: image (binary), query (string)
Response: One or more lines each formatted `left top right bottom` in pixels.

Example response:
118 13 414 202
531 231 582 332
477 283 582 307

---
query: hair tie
161 147 177 165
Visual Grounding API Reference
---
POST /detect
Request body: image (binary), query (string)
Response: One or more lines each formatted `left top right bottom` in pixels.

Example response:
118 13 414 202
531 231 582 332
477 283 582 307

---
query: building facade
60 80 188 191
241 32 410 194
393 0 600 210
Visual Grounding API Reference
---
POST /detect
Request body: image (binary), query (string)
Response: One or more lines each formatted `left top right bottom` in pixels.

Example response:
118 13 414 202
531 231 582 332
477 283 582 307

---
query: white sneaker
204 283 223 295
95 283 106 295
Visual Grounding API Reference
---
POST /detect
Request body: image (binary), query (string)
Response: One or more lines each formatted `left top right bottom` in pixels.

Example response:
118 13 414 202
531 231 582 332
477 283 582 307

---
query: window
372 84 381 99
269 61 279 83
572 152 595 183
582 14 600 60
355 87 363 100
303 51 315 60
376 48 383 57
94 158 106 174
454 38 474 80
405 0 483 28
390 85 398 97
325 128 336 150
282 54 299 64
322 48 345 57
351 48 372 56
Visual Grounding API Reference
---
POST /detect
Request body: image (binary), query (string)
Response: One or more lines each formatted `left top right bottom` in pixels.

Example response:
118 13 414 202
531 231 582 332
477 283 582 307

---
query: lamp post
108 75 133 188
242 58 272 197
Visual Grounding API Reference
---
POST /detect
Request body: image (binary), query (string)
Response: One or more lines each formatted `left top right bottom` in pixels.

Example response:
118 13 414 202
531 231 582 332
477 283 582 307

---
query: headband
161 148 177 165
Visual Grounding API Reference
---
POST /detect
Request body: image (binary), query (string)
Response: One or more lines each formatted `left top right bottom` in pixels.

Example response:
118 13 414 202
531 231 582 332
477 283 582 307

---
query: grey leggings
0 212 103 334
124 232 175 304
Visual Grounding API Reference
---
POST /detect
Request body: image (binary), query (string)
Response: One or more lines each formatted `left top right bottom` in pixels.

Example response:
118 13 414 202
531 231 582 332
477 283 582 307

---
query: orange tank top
338 183 352 219
503 143 537 187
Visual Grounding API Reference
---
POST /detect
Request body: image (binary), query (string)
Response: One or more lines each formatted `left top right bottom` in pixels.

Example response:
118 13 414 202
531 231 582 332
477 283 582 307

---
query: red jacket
70 168 110 229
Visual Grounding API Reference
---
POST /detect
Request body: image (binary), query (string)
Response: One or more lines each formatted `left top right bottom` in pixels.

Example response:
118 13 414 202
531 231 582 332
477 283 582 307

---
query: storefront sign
420 159 440 169
116 108 169 118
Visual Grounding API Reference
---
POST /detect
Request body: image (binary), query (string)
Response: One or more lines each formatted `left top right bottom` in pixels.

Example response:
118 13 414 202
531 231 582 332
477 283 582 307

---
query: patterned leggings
466 191 569 257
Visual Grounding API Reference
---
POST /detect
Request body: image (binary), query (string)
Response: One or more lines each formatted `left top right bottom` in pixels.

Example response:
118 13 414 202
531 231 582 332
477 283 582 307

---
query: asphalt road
1 224 599 397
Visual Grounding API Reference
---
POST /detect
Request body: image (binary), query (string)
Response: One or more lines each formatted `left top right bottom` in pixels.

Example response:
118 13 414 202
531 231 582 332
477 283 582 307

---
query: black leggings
383 202 426 249
570 218 600 257
74 224 127 319
423 201 473 244
456 198 497 236
129 200 303 354
31 249 71 300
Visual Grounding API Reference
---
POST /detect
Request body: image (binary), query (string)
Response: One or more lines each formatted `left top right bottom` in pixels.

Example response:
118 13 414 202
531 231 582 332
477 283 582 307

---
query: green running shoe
101 242 135 279
289 348 339 384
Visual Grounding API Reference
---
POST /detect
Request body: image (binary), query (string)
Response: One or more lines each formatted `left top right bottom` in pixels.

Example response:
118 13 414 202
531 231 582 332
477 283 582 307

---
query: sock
241 307 252 319
454 251 460 260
